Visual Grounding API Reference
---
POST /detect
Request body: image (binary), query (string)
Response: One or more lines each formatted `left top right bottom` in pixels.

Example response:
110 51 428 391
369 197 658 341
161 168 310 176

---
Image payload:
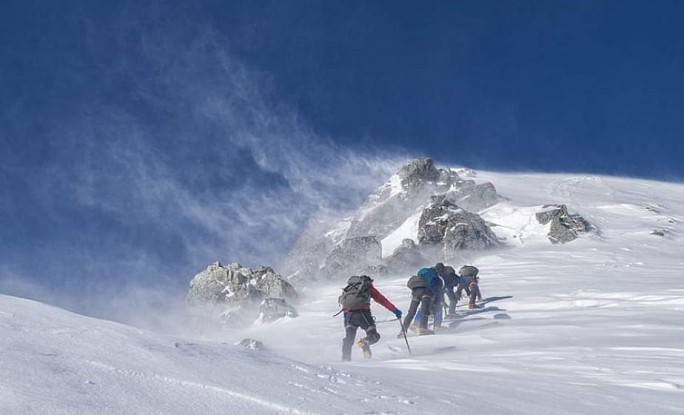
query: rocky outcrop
346 158 470 239
279 158 502 282
186 262 298 328
320 236 382 278
535 204 591 244
238 338 264 351
418 196 500 250
399 157 443 190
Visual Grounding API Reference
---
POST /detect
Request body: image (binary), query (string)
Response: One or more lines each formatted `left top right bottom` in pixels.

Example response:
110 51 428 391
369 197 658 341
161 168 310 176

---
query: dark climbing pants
457 282 482 307
468 282 482 306
402 287 432 331
342 309 380 361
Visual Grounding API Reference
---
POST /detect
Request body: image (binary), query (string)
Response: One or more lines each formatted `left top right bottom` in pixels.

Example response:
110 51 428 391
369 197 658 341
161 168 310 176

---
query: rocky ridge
535 204 592 244
281 158 505 283
186 262 297 328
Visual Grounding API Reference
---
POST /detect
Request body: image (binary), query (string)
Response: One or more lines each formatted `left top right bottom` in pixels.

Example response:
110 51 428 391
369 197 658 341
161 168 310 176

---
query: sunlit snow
2 169 684 414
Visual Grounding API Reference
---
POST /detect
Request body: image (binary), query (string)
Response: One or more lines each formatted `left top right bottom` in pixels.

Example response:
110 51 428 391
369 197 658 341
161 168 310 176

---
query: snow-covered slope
3 170 684 414
1 294 435 414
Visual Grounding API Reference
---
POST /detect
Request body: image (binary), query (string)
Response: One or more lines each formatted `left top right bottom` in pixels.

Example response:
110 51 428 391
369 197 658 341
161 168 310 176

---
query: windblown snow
2 170 684 414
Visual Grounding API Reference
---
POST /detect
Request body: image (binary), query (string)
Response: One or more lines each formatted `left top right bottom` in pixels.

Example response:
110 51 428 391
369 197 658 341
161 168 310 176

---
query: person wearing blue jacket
400 266 443 336
413 263 448 330
435 263 460 315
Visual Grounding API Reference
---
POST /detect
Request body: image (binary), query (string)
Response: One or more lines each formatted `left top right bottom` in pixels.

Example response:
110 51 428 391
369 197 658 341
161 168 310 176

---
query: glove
392 309 402 319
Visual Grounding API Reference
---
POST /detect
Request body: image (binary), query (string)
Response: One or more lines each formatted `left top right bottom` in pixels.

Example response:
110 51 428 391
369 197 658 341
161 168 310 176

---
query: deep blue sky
212 0 683 177
1 1 683 321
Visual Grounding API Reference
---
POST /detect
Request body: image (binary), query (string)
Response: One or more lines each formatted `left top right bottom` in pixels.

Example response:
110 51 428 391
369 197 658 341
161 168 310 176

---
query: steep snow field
3 171 684 414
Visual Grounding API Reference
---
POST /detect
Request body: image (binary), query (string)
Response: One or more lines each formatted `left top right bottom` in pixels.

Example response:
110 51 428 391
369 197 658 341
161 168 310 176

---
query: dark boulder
418 196 500 250
536 204 591 244
186 262 298 328
238 339 264 351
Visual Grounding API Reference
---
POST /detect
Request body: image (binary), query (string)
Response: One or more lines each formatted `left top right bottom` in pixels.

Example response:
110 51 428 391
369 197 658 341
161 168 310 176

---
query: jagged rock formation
346 158 481 239
281 158 502 282
535 205 591 244
186 262 297 328
418 195 501 250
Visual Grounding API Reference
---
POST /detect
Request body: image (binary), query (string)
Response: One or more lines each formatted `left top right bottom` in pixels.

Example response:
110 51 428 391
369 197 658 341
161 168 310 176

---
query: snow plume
0 4 407 329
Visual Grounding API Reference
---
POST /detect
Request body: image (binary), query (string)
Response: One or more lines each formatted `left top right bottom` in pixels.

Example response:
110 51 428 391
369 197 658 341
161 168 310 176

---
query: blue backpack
417 268 438 287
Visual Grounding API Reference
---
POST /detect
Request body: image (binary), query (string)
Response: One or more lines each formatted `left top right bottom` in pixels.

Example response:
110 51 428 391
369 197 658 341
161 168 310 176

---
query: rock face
345 158 478 239
399 157 444 189
418 195 501 250
536 204 591 244
186 262 298 328
320 236 382 279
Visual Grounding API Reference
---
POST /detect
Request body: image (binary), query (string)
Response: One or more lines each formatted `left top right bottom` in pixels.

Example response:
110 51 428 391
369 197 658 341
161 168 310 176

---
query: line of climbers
337 263 483 361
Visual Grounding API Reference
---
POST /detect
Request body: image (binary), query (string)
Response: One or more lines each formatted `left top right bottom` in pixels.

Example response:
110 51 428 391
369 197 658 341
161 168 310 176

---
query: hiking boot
409 324 420 333
416 327 435 336
468 303 483 310
357 338 372 358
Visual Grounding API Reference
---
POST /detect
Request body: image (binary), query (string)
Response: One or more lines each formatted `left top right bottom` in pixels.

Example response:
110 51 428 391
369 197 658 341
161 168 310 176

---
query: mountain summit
281 159 510 282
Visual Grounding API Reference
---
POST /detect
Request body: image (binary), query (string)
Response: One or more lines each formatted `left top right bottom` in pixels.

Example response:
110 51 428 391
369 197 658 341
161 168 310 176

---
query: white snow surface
3 170 684 414
381 209 422 258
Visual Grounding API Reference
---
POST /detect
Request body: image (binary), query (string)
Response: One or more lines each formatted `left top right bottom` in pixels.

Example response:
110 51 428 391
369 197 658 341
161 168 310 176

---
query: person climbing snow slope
457 265 483 310
400 266 443 336
338 275 402 361
435 262 460 315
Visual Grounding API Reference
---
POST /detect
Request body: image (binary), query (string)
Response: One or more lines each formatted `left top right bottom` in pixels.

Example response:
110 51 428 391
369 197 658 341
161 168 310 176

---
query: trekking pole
397 319 412 356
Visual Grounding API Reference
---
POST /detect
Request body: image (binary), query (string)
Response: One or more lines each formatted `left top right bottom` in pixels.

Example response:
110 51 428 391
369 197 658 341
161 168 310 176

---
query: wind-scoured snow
3 170 684 414
381 209 423 258
480 203 552 246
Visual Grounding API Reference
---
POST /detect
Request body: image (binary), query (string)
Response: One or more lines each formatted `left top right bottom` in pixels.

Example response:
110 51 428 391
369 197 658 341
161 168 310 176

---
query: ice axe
397 319 412 356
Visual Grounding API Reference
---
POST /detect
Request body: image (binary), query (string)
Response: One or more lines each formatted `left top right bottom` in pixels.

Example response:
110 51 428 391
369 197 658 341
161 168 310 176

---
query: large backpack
459 265 479 286
406 274 427 289
417 267 437 285
459 265 479 277
339 275 373 310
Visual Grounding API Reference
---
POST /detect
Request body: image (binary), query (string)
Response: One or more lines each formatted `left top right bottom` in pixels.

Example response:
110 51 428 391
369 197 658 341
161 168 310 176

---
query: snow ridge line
86 360 318 415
